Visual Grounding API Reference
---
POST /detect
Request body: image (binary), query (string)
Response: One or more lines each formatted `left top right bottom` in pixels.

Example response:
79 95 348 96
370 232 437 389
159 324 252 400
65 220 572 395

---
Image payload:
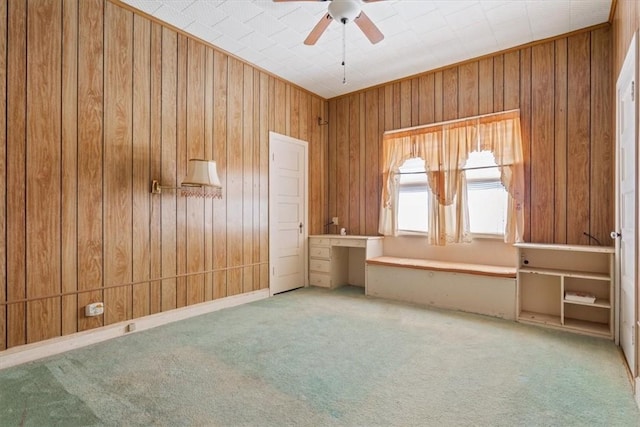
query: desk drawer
309 237 331 246
309 258 330 273
310 246 331 259
331 238 366 248
309 273 331 288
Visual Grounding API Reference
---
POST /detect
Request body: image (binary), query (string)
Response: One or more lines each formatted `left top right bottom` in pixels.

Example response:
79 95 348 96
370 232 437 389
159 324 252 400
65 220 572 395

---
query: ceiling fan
273 0 386 45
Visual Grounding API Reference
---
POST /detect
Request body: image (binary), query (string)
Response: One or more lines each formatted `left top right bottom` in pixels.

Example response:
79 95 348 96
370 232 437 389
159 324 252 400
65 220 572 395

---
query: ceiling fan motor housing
328 0 361 23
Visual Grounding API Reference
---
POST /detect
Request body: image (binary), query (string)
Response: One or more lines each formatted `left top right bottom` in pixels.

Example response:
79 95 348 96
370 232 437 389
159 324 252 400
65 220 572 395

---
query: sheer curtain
379 110 524 244
378 135 414 236
478 112 525 243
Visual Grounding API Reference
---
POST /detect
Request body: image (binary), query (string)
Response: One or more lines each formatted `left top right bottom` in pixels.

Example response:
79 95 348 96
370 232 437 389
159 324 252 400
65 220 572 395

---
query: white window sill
470 233 504 240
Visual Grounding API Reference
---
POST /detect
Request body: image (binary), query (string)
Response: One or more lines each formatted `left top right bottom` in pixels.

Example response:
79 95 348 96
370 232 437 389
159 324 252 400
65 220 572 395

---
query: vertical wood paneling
418 74 434 125
349 94 360 234
275 79 286 135
493 55 504 112
212 51 227 299
61 0 78 336
26 0 62 343
336 97 349 231
377 87 385 229
175 34 187 308
227 57 243 296
203 47 214 301
365 89 379 235
400 80 411 128
185 39 205 305
77 0 104 332
305 89 320 236
504 51 520 110
359 94 366 235
132 14 151 318
252 69 261 290
519 47 532 243
1 0 612 349
478 58 494 114
103 2 132 325
7 0 28 348
242 64 254 294
327 98 337 233
0 0 6 350
160 27 177 311
326 27 611 247
384 85 393 130
2 0 327 349
554 38 568 244
590 26 612 245
290 87 299 139
613 0 639 75
149 21 162 313
259 72 269 290
392 83 401 129
411 78 420 126
442 68 458 120
566 32 591 245
285 85 291 136
530 42 555 243
458 62 478 117
434 71 443 122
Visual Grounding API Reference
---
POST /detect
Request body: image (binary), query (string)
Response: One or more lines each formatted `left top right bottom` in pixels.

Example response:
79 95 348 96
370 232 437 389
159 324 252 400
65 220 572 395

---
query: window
379 111 523 243
396 152 508 236
397 157 429 233
464 151 508 236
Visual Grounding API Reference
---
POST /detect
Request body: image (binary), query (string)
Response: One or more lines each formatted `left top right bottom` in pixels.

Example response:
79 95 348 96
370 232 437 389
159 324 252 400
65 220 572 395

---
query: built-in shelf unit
515 243 614 339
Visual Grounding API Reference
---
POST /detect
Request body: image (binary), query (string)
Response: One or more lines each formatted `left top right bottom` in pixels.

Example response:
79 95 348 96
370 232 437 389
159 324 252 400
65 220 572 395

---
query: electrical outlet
332 217 339 225
85 302 104 317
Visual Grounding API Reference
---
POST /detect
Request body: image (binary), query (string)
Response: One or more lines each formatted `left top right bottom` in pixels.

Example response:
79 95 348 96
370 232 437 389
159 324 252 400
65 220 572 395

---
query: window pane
398 189 429 232
465 151 507 235
467 185 508 234
398 157 429 233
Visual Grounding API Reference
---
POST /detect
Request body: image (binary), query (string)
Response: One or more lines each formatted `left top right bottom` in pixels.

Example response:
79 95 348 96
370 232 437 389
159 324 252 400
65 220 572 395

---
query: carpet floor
0 286 638 426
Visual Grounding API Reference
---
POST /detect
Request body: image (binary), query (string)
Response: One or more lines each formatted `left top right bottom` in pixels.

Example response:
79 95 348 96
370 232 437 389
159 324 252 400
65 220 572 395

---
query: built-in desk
308 235 383 290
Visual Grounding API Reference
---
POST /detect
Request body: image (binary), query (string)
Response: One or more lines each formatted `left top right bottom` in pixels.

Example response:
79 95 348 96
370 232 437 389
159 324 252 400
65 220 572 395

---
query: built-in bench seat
366 256 517 278
365 256 517 320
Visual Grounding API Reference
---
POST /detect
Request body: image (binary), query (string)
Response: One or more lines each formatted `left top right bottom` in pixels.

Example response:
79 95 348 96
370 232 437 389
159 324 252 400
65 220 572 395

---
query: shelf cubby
515 243 614 339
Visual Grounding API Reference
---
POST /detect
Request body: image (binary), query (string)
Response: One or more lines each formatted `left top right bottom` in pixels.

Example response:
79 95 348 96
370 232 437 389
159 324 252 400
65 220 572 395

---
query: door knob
611 231 621 239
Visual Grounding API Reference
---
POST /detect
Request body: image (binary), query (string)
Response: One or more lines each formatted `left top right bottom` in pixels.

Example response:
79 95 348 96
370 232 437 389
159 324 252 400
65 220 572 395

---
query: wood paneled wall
0 0 326 350
326 25 613 246
613 0 639 75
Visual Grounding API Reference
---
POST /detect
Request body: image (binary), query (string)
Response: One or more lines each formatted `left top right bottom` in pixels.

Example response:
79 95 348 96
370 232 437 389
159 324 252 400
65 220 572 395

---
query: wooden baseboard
0 289 269 371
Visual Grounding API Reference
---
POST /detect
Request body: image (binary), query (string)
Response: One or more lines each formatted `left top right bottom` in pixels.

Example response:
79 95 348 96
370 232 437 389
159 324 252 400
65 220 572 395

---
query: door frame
268 131 309 296
615 32 638 377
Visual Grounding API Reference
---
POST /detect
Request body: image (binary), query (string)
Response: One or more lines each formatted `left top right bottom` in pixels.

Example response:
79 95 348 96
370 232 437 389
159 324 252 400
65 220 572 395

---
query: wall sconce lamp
151 159 222 199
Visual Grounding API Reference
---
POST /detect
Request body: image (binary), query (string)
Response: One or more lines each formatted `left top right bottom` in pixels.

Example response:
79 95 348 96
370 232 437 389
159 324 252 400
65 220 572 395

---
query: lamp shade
182 159 222 188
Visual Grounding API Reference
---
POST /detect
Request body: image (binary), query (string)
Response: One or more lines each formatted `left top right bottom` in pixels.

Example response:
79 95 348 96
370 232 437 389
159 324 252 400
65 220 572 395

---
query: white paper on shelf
565 291 596 304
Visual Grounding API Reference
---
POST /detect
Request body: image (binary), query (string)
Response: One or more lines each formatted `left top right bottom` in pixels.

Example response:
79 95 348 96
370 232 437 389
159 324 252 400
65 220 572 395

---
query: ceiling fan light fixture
328 0 361 23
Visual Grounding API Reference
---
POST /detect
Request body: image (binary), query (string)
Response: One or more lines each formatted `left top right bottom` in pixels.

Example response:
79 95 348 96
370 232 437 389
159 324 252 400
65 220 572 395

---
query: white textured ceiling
122 0 612 99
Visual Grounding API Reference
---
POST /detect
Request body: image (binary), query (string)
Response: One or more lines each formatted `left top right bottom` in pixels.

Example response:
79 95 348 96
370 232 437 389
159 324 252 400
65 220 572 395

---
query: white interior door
616 34 637 376
269 132 308 295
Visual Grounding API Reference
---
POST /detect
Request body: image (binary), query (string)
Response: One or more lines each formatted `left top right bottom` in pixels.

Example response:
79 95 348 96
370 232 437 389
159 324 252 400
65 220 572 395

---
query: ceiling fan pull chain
342 19 347 85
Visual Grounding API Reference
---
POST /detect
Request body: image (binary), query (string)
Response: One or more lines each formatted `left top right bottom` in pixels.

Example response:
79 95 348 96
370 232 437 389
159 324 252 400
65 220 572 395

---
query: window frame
395 153 509 239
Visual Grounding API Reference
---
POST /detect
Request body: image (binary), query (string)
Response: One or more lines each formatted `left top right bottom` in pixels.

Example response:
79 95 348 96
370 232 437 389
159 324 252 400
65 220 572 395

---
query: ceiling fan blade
354 11 384 44
273 0 326 2
304 13 333 45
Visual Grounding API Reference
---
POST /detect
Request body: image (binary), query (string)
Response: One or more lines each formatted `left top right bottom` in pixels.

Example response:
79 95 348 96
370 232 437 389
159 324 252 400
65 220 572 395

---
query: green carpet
1 286 638 426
